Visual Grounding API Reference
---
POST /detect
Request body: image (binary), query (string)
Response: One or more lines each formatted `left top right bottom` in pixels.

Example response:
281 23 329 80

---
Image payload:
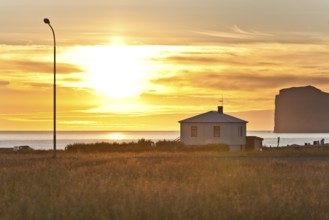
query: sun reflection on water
106 133 126 140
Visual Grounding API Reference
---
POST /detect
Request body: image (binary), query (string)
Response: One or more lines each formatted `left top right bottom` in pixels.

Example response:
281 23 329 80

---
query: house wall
254 139 262 151
180 122 246 150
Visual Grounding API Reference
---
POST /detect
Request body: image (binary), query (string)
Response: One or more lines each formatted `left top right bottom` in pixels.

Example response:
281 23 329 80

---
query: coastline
1 130 329 150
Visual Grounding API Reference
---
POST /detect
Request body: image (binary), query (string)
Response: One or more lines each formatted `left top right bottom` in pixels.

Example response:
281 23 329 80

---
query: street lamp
43 18 56 158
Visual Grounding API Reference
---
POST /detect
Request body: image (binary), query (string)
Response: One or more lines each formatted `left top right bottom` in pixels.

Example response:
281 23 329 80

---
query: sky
1 0 329 131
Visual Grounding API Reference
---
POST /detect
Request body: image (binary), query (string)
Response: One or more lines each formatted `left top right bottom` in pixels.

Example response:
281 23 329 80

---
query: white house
179 106 248 151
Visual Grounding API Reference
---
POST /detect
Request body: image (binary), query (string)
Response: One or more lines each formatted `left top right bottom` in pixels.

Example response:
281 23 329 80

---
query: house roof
247 136 264 140
179 111 248 123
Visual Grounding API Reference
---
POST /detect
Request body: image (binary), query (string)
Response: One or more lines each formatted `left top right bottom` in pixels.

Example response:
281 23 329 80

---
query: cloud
159 55 245 66
3 116 51 123
0 85 99 115
0 81 10 87
193 26 329 45
61 77 84 82
152 71 329 92
59 120 97 125
231 25 272 37
82 102 213 116
16 78 87 90
147 43 329 98
24 82 51 89
193 25 273 43
1 60 83 74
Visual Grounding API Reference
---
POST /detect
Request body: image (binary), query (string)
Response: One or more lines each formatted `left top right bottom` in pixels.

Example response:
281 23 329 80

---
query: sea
1 131 329 150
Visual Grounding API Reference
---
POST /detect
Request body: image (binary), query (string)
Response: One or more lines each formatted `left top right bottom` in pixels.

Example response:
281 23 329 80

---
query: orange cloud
152 70 329 92
0 60 83 74
0 81 10 87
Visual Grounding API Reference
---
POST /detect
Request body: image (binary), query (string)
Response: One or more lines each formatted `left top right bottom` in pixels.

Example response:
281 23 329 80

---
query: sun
88 46 146 98
86 45 149 98
75 39 153 98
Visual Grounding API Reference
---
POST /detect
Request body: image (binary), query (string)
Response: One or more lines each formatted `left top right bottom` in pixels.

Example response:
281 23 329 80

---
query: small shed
179 106 248 152
246 136 263 151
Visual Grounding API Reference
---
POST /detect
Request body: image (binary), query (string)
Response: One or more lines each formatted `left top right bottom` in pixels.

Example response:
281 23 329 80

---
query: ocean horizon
1 130 329 150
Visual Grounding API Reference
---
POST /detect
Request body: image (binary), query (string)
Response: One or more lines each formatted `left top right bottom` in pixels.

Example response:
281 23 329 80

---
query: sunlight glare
76 39 154 99
107 133 126 140
89 47 146 98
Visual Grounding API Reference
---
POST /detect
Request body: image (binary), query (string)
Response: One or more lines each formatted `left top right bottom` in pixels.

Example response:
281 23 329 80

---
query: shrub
155 140 185 151
137 139 154 148
13 145 34 152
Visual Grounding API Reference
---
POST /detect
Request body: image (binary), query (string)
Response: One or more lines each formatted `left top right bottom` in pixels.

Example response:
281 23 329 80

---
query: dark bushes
154 140 186 151
65 139 153 153
65 139 229 153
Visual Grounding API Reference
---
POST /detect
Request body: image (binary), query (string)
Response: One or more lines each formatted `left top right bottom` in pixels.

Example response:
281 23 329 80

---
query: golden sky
1 0 329 131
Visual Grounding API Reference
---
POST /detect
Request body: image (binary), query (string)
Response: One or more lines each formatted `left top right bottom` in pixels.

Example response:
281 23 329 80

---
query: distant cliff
274 86 329 133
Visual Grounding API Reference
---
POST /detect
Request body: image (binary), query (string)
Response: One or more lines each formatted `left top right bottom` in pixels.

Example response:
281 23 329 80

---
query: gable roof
179 111 248 123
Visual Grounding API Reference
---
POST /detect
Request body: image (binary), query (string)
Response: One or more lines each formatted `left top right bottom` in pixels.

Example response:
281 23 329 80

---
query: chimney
217 106 223 114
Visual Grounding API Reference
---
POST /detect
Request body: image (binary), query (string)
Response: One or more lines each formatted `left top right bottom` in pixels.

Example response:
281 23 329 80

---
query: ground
1 150 329 219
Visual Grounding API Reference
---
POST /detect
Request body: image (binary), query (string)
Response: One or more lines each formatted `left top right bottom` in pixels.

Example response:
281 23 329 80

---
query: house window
214 126 220 137
191 126 198 137
238 126 243 137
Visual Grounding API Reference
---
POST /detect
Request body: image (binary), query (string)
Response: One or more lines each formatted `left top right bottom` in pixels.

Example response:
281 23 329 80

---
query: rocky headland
274 86 329 133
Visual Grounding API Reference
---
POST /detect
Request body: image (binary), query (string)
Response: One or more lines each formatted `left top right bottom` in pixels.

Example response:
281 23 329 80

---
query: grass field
1 151 329 219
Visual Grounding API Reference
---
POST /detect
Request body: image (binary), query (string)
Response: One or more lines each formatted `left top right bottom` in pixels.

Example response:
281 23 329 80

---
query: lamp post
43 18 56 158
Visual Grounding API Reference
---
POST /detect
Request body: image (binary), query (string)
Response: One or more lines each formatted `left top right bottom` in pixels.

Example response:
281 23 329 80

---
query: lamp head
43 18 50 24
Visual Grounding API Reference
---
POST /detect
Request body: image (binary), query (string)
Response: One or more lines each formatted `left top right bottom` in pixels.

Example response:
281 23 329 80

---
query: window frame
238 126 243 137
213 126 220 137
191 126 198 137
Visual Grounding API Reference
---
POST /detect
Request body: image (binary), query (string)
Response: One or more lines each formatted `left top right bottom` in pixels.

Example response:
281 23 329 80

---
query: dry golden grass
1 151 329 219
